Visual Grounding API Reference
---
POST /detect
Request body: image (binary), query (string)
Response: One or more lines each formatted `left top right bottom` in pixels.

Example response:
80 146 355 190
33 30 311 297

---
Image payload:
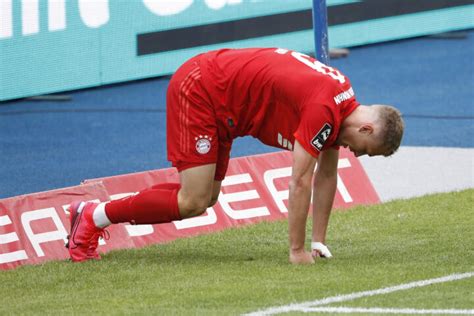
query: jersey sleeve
293 103 336 158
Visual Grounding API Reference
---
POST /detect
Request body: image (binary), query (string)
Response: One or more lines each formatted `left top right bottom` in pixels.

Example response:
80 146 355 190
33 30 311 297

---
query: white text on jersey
334 87 354 105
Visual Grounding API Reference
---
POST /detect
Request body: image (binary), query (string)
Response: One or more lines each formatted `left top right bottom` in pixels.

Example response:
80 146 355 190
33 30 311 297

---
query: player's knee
208 192 220 207
178 194 211 219
208 198 218 207
184 200 209 218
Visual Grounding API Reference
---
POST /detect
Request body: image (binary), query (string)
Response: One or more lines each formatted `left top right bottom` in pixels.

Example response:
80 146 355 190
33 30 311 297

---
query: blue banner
1 0 473 101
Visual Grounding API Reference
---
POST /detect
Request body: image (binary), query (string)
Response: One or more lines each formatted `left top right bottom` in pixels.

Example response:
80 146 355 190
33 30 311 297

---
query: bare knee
208 181 221 208
177 164 216 219
178 194 211 219
208 192 220 207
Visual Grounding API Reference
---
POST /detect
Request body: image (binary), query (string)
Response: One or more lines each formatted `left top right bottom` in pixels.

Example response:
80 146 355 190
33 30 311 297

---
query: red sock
105 183 181 224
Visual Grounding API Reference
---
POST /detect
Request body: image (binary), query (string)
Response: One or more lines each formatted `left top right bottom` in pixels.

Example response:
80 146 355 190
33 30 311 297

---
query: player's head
338 104 404 157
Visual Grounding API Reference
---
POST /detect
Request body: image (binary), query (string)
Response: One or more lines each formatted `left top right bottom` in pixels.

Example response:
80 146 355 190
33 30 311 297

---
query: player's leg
178 163 216 218
66 55 217 262
207 139 231 207
66 180 184 262
98 161 217 223
209 180 222 207
175 145 231 217
169 55 222 217
93 164 218 226
103 140 229 223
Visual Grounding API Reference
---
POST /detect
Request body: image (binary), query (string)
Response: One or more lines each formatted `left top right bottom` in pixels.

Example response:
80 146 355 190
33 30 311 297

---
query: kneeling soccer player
67 48 404 264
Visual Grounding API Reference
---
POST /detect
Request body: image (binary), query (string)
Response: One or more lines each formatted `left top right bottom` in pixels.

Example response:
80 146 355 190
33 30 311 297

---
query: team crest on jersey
195 135 212 154
311 123 332 151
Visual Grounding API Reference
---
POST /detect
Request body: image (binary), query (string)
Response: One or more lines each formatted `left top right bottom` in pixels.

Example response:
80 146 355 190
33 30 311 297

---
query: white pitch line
244 272 474 316
300 306 474 315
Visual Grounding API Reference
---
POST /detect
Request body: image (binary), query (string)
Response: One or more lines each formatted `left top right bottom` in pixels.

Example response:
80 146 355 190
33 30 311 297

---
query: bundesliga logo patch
311 123 332 151
195 135 212 154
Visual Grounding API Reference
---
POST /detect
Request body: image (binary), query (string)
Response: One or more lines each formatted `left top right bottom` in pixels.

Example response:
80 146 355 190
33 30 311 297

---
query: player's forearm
288 178 312 251
312 172 337 243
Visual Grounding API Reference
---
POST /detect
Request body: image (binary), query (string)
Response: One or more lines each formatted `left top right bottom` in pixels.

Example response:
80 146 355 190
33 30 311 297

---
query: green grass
1 189 473 315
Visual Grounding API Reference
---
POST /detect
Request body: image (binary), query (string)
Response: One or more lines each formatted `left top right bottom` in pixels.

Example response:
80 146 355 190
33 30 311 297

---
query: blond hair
374 105 405 156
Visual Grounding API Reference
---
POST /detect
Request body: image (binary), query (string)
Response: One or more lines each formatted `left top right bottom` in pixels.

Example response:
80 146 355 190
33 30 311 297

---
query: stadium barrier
0 149 378 270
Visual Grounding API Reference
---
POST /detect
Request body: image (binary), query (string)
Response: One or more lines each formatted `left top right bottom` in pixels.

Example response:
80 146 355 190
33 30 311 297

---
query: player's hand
289 249 315 265
311 242 333 258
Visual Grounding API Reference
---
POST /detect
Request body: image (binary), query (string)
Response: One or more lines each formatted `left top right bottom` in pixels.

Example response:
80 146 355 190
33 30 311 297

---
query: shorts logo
195 135 212 154
311 123 332 151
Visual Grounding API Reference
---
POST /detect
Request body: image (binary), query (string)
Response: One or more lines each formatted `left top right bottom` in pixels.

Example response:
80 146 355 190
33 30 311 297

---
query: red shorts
167 56 232 181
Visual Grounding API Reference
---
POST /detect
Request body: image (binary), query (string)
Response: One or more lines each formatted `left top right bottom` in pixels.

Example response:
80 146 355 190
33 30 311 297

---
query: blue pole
312 0 329 65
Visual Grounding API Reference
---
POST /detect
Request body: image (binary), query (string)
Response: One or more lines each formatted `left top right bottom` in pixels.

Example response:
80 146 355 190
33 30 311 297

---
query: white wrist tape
311 242 333 258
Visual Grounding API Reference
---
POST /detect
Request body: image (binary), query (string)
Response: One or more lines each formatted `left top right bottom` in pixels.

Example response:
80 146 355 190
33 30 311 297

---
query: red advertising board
0 149 378 270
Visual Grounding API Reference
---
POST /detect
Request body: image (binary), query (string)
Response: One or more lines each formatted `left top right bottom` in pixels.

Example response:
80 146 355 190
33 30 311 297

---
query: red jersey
199 48 359 157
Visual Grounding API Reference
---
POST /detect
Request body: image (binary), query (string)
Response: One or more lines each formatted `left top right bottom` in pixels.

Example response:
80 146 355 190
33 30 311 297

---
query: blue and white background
0 1 472 200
